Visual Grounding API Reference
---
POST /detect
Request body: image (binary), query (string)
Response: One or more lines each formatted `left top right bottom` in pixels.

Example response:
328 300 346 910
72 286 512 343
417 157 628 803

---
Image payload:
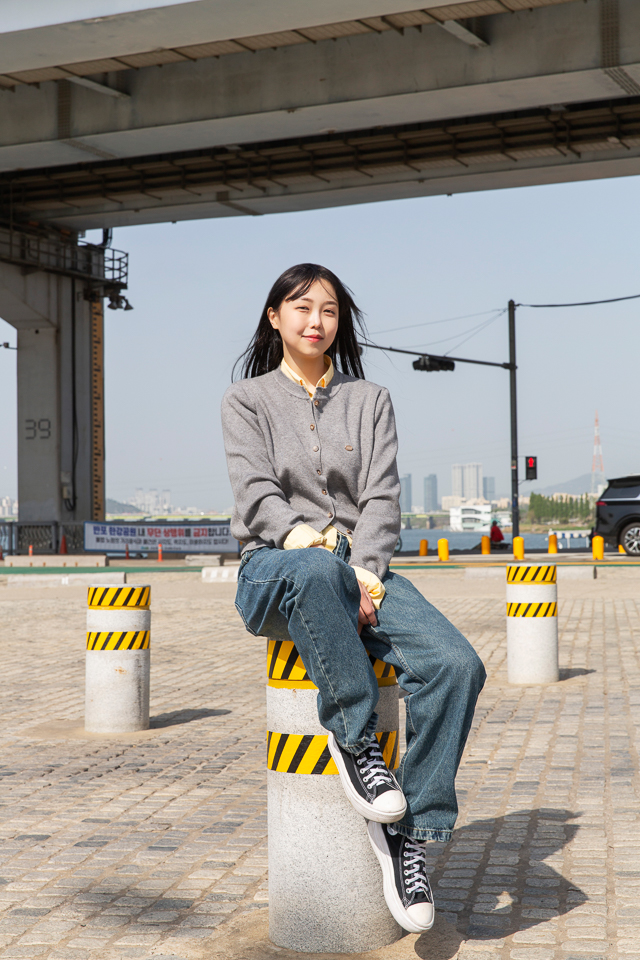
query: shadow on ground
150 707 231 727
414 806 585 956
559 668 596 680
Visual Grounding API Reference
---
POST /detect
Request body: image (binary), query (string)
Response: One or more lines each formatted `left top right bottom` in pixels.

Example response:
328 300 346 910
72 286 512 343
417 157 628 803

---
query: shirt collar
280 355 334 395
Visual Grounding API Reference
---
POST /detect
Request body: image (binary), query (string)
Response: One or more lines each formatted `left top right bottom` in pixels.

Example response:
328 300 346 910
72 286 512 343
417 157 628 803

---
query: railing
0 225 128 289
0 521 85 555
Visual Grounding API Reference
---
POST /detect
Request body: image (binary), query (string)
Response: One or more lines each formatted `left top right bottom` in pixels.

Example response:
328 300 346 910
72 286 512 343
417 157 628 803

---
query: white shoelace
357 743 395 789
403 839 430 897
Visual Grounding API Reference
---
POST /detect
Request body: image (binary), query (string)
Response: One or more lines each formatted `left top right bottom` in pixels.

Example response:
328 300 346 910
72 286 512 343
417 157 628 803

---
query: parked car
594 475 640 555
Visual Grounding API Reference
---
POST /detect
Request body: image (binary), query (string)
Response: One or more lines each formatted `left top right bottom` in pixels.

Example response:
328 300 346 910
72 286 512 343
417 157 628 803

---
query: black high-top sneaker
367 821 435 933
327 732 406 822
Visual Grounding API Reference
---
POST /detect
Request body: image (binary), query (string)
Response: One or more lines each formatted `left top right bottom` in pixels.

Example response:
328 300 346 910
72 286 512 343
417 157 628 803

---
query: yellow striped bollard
85 584 151 733
506 565 558 684
266 638 402 953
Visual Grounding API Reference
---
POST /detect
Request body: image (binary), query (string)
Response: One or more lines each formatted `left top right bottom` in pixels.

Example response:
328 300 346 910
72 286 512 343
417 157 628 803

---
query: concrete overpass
1 0 639 531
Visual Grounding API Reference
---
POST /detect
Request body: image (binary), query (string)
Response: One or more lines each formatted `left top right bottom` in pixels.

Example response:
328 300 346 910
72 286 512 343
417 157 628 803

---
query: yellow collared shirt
279 356 385 608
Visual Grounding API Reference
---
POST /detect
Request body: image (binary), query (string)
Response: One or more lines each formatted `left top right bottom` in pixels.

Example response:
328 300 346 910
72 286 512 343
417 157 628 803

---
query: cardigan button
317 469 321 475
314 400 319 406
312 445 319 452
321 490 327 495
327 512 332 518
347 530 352 535
310 424 315 431
345 444 353 451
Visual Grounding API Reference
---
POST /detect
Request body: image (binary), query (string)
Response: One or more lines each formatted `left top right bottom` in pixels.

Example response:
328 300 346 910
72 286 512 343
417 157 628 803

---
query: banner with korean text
84 521 238 553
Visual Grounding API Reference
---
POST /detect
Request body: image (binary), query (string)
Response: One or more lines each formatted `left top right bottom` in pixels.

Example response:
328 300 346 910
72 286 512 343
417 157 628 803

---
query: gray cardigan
221 366 401 581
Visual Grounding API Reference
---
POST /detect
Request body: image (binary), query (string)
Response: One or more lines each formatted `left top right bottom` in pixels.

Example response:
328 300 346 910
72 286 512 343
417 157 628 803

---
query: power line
368 307 503 336
520 293 640 308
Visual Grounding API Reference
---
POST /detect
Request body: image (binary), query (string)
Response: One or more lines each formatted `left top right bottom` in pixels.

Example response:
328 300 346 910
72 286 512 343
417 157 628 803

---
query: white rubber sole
367 821 435 934
327 733 407 823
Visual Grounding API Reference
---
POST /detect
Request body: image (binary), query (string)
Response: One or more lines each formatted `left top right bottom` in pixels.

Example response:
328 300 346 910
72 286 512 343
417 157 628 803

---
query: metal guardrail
0 226 127 289
0 521 85 555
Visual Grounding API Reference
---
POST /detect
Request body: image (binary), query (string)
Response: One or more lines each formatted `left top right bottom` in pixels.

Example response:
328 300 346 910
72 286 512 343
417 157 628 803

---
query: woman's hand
357 581 378 635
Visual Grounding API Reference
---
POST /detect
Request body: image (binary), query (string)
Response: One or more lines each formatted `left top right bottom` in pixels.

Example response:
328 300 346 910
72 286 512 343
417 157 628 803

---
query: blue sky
1 173 639 510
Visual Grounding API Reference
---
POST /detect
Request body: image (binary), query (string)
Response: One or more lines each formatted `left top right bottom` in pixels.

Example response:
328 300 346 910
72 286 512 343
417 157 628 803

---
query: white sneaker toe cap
371 789 407 818
406 901 434 931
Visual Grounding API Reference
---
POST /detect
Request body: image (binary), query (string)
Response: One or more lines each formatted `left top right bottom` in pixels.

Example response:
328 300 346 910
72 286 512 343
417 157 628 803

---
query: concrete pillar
266 638 402 953
0 243 105 524
506 564 559 684
85 583 150 733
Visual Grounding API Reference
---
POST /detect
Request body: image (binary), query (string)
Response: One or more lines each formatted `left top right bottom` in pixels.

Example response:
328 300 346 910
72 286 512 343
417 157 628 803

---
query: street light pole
508 300 519 539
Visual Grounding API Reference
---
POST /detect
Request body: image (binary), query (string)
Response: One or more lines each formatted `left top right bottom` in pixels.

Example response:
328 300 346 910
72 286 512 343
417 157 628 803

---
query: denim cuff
341 710 379 755
391 823 453 843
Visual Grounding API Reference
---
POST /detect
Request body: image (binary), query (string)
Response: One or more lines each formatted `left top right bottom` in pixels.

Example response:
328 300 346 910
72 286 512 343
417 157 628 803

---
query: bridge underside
1 0 640 230
4 96 640 229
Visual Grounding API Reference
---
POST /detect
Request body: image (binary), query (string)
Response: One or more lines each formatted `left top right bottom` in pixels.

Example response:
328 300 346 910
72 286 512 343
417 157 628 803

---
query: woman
221 263 486 934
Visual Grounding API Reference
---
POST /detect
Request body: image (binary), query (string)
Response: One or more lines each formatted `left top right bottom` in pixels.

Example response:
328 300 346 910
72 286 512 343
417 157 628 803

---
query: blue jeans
235 534 486 841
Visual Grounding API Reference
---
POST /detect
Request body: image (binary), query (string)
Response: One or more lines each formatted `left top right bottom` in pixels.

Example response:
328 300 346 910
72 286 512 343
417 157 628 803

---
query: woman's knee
295 548 357 590
450 642 486 692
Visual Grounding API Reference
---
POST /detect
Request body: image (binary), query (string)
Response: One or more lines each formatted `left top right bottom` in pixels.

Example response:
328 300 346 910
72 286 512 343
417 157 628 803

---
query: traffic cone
60 535 68 555
28 544 33 556
158 543 163 562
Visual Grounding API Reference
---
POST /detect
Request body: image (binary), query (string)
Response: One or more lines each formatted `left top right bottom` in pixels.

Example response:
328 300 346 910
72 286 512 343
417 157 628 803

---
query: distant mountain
106 498 143 515
531 473 604 496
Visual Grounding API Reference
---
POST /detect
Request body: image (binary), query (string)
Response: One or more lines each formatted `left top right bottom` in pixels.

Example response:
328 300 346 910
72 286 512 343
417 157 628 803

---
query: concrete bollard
592 535 604 560
481 535 490 555
266 638 402 953
438 537 449 562
419 538 428 556
85 584 151 733
506 564 559 684
548 533 558 554
513 536 525 560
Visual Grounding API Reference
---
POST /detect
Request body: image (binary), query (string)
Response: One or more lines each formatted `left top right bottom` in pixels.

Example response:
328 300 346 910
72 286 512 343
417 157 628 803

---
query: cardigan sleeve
348 387 401 582
221 383 307 547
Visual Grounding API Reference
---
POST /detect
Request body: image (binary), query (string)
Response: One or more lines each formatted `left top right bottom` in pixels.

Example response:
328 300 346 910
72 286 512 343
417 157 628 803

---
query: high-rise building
452 464 464 498
483 476 495 502
463 463 483 500
451 463 483 500
424 475 438 512
399 474 412 513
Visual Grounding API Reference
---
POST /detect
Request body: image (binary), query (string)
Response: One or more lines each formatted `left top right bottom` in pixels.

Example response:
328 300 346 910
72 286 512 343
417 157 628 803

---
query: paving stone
1 575 639 959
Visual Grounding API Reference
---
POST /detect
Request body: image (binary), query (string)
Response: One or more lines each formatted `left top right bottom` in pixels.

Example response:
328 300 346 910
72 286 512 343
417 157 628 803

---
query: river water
396 528 590 554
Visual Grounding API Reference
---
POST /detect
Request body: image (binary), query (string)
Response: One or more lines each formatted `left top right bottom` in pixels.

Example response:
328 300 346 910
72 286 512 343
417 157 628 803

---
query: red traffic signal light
525 456 537 481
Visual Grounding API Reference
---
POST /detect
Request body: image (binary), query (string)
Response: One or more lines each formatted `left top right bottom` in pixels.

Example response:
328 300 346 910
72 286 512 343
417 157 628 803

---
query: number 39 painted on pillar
25 418 51 439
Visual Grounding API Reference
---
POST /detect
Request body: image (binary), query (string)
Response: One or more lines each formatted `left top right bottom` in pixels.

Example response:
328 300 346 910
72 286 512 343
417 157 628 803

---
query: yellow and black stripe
506 602 557 618
267 639 396 689
86 630 150 650
507 565 556 584
87 585 150 609
267 729 399 774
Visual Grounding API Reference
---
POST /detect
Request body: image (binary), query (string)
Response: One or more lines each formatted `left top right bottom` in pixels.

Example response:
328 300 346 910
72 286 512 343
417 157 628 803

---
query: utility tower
591 411 605 495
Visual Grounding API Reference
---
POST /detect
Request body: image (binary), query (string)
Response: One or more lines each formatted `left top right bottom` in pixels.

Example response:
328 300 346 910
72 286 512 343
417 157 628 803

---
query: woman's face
268 279 339 367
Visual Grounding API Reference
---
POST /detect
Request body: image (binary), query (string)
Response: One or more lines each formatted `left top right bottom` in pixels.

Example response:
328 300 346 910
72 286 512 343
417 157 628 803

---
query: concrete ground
1 566 639 960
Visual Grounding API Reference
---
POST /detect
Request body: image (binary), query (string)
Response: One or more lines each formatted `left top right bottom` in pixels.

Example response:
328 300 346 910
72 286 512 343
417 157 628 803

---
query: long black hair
233 263 366 380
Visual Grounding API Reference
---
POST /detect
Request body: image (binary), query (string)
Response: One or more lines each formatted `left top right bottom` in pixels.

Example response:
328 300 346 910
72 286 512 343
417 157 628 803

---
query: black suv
595 476 640 555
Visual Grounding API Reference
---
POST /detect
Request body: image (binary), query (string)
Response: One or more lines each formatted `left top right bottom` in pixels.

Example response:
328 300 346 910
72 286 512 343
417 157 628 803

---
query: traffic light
412 355 455 372
525 456 537 481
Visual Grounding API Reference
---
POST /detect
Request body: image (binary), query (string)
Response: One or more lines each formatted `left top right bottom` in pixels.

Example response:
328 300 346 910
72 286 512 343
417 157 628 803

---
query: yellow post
419 539 428 557
513 536 525 561
481 535 490 555
619 543 626 554
592 535 604 561
548 533 558 554
437 538 449 562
